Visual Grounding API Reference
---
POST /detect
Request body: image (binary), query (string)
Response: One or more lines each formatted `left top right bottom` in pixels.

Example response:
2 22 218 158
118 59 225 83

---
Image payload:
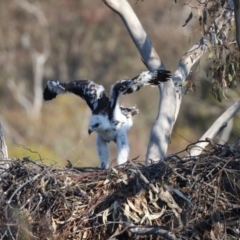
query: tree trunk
102 0 235 163
189 100 240 156
0 121 8 160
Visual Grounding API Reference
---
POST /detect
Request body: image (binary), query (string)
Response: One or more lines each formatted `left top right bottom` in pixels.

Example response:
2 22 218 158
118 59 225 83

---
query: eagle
43 70 171 169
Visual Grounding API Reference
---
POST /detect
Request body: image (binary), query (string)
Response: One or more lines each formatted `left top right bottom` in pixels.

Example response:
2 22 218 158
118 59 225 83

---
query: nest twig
0 140 240 239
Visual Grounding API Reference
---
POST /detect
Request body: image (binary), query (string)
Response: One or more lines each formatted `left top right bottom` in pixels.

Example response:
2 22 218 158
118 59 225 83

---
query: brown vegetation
1 139 240 239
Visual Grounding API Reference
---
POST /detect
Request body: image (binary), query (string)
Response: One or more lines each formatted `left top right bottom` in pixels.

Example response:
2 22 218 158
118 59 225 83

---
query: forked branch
103 0 236 163
172 0 235 125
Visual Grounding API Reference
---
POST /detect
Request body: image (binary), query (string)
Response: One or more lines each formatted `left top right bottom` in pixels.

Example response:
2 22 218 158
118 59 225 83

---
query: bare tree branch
146 82 176 162
147 0 235 161
102 0 178 163
173 0 234 84
128 225 176 240
0 120 9 176
218 118 233 144
103 0 235 163
189 100 240 156
16 0 51 120
102 0 165 70
172 1 234 122
7 79 32 117
0 116 24 143
0 121 8 160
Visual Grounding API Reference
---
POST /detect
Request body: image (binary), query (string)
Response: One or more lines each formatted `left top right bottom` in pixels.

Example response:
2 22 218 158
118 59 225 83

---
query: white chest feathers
97 117 132 142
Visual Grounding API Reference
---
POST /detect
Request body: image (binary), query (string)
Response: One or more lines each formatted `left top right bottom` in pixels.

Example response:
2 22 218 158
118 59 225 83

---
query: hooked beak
88 129 92 135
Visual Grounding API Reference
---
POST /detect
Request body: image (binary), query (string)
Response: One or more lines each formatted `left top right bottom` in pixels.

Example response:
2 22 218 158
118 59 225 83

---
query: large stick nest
0 140 240 240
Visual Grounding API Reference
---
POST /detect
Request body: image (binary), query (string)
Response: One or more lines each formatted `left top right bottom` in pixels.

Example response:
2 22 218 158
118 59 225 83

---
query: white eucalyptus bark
102 0 235 163
189 100 240 156
218 118 233 144
0 121 9 179
172 1 235 120
102 0 177 163
146 81 176 163
102 0 165 70
0 121 8 160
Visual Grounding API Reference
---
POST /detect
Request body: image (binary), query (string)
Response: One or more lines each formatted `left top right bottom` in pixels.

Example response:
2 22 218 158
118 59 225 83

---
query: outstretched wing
43 80 109 112
109 70 171 114
123 69 171 94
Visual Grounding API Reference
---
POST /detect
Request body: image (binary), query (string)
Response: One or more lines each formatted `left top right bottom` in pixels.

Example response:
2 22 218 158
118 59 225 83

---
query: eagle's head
88 115 110 134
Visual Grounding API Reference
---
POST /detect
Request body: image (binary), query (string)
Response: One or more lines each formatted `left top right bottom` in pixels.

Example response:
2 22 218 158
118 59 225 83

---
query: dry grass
0 139 240 239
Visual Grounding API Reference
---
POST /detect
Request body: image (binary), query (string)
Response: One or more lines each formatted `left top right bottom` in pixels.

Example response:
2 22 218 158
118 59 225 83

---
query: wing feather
43 80 109 112
123 69 171 94
109 70 171 114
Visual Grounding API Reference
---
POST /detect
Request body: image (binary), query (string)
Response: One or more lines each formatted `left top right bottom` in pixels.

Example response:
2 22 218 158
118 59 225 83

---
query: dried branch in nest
0 140 240 239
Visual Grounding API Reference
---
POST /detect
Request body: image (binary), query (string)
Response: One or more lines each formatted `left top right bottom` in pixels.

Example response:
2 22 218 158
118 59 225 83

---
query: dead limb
189 100 240 156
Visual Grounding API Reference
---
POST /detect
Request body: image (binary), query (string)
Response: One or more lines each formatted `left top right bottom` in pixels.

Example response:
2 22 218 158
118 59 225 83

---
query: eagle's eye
93 123 100 128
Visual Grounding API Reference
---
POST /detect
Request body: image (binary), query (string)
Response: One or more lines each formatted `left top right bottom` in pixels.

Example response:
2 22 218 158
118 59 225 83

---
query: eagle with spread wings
43 70 171 169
